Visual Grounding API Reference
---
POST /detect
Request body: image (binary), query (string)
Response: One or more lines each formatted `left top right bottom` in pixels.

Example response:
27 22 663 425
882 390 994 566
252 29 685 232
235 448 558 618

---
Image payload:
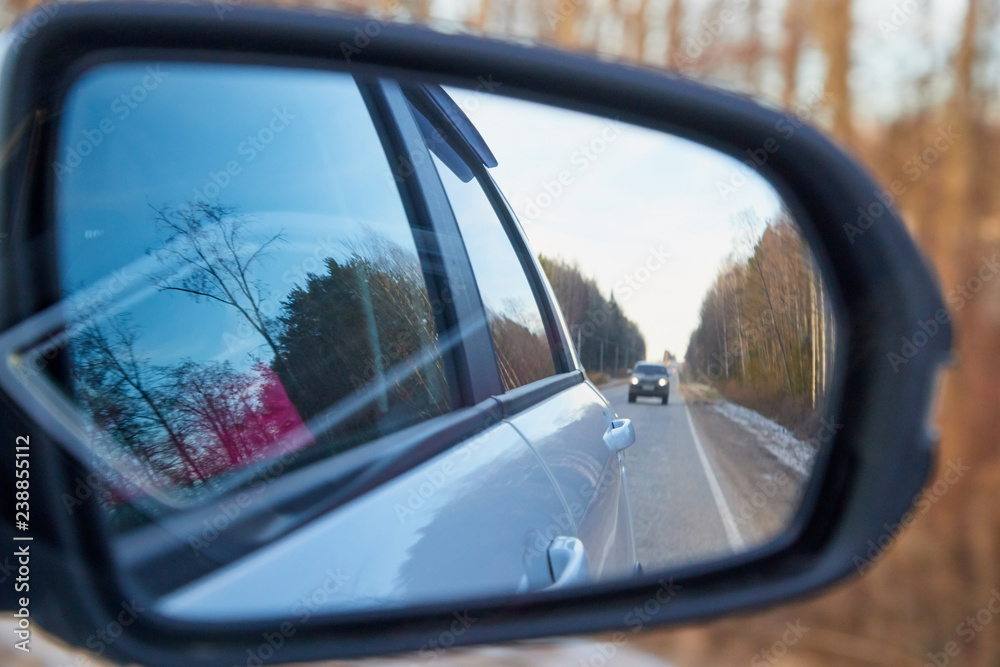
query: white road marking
681 396 746 552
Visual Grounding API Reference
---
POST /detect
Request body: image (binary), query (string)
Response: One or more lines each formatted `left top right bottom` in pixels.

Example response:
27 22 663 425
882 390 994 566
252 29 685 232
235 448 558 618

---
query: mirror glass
10 61 839 620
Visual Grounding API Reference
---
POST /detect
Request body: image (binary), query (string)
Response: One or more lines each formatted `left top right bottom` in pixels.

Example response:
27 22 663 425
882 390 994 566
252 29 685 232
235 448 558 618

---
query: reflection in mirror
4 61 837 621
50 65 455 516
457 87 837 572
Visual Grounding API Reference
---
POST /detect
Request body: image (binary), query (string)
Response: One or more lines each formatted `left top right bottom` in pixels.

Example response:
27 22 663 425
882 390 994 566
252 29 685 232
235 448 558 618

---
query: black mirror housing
0 3 950 666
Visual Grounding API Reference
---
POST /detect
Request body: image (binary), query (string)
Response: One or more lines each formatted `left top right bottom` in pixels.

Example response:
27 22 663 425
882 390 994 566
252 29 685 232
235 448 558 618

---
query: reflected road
602 364 810 572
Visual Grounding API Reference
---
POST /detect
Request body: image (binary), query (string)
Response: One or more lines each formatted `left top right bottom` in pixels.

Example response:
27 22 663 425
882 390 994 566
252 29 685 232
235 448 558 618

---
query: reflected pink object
240 361 314 462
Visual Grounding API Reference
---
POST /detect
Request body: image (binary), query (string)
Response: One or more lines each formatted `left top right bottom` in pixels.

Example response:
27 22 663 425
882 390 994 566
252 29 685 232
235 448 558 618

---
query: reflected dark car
628 362 670 404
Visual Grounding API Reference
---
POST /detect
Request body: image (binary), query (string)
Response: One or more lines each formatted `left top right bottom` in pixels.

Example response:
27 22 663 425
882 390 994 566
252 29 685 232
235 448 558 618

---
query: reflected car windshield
634 364 667 376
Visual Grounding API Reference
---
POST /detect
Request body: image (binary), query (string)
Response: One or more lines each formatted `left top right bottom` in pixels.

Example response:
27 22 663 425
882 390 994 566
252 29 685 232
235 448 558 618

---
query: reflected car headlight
630 377 639 385
658 378 667 386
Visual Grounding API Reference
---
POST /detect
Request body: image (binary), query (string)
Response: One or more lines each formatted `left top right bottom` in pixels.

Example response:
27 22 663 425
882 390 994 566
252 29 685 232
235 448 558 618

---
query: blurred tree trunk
939 0 979 286
542 0 584 49
780 0 810 108
471 0 490 31
666 0 684 70
408 0 429 21
622 0 649 63
816 0 854 148
743 0 763 90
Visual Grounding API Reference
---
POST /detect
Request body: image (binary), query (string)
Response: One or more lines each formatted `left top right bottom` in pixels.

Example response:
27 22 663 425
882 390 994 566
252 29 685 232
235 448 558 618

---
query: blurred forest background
3 0 1000 666
540 255 647 379
684 214 833 441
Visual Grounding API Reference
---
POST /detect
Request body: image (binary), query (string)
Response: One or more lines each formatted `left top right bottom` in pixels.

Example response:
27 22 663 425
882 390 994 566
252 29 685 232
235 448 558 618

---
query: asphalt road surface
603 365 809 573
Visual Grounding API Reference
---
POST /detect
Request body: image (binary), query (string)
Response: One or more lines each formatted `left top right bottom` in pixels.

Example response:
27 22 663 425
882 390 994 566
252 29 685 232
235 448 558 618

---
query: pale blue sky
453 88 786 362
56 64 420 373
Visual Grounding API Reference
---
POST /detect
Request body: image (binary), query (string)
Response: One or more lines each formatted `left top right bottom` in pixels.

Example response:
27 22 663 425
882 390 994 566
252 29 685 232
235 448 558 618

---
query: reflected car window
53 63 453 524
418 146 555 391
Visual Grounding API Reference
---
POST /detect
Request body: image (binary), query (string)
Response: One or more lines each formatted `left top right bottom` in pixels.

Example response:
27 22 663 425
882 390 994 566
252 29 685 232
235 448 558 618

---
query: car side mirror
0 3 950 666
603 418 636 453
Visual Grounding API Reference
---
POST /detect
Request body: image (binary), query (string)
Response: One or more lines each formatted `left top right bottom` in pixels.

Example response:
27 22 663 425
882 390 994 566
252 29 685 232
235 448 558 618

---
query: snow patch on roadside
707 401 817 476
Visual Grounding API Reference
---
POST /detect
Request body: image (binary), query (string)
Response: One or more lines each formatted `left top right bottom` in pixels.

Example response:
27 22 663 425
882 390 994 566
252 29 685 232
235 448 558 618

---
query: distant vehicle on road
629 362 670 404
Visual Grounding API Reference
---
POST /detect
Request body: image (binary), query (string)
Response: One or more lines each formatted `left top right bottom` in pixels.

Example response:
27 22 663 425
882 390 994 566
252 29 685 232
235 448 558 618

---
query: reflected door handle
603 418 635 452
547 536 590 588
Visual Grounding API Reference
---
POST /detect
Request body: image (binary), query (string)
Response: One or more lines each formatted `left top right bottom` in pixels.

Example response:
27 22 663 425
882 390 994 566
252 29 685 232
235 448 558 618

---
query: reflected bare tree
148 201 300 395
75 317 208 485
72 317 308 507
169 360 259 468
67 203 451 514
685 212 833 436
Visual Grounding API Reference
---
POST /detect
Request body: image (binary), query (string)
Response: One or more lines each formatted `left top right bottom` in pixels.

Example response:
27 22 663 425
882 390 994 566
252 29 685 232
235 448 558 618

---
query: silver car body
158 381 636 619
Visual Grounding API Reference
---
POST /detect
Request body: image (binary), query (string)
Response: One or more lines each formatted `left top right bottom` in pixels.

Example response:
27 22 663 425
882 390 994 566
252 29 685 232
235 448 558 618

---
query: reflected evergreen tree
538 255 646 373
275 229 450 453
